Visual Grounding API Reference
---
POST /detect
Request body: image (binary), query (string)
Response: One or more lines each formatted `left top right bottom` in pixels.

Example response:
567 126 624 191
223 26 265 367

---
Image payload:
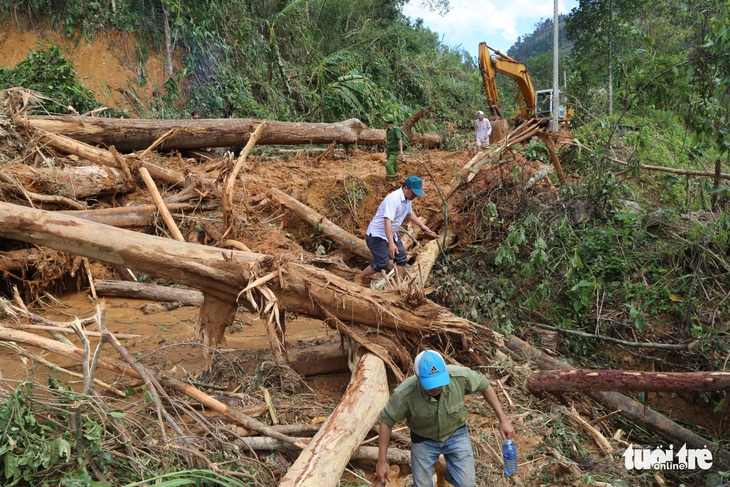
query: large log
527 369 730 393
0 202 265 302
238 436 410 464
24 116 439 152
0 202 499 357
279 353 389 486
270 187 371 260
505 335 730 470
287 341 350 376
94 280 204 306
62 203 195 228
6 163 137 199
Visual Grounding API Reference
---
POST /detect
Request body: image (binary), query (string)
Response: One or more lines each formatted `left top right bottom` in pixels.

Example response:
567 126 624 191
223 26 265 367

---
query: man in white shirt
474 110 492 151
355 176 431 285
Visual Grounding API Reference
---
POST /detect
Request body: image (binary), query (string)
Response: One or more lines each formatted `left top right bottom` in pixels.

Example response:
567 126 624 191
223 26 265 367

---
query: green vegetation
0 379 271 486
0 45 98 114
0 0 479 125
434 2 729 484
0 0 728 485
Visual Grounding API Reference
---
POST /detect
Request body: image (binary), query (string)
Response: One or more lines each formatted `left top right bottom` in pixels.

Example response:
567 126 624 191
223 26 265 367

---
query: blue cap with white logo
414 350 450 390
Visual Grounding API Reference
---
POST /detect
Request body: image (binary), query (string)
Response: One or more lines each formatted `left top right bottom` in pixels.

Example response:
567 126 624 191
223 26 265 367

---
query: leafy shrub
0 46 98 114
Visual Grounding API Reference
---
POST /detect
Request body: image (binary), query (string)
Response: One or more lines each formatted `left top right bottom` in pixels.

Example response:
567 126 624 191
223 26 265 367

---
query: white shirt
475 118 492 144
366 187 413 241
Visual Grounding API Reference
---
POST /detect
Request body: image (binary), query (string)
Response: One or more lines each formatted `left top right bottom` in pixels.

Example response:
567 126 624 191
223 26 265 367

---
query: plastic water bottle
502 439 518 476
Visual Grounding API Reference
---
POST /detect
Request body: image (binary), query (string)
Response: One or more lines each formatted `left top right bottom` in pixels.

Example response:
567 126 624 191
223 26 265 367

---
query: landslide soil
0 139 569 486
1 25 724 487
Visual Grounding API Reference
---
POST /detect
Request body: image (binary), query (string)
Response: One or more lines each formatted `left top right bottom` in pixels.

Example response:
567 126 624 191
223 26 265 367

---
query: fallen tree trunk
239 436 410 464
6 163 137 199
270 187 371 260
410 230 456 287
279 353 389 486
505 335 730 470
24 116 440 152
0 202 499 364
62 203 195 228
527 369 730 393
0 202 266 302
286 341 350 376
94 280 204 306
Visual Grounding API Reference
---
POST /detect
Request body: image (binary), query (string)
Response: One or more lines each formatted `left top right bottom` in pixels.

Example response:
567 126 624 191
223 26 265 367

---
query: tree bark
6 164 137 200
505 335 730 470
527 369 730 393
0 202 499 357
238 436 410 464
62 203 195 228
94 280 204 305
270 187 371 260
0 202 265 302
287 341 350 376
279 353 389 486
24 116 388 152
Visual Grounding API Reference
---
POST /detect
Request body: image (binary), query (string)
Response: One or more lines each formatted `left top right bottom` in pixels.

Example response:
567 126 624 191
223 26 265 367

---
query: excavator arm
478 42 537 121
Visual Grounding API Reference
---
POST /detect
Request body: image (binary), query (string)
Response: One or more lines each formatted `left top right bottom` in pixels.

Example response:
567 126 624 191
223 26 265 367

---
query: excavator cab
536 89 568 121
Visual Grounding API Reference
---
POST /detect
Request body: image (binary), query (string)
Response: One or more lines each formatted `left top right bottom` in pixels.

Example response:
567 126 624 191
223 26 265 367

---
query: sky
402 0 579 59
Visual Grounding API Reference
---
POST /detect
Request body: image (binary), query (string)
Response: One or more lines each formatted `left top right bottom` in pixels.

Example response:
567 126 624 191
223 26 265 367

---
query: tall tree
566 0 647 115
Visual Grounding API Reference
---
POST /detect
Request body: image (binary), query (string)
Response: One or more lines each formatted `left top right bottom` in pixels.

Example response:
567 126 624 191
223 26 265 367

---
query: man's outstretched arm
376 422 394 483
482 385 515 440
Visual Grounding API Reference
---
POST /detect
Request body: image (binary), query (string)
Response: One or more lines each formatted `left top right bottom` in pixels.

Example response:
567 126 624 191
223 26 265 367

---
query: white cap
477 110 484 116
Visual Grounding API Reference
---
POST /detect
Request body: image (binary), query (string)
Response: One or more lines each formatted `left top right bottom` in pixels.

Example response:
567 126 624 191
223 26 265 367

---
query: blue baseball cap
414 350 450 390
404 176 424 197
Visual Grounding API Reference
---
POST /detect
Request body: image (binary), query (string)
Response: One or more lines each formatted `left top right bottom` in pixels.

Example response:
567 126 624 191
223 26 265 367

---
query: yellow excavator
478 42 571 127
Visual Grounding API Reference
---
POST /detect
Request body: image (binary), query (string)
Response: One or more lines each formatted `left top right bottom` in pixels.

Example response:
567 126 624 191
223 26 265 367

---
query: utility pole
550 0 560 133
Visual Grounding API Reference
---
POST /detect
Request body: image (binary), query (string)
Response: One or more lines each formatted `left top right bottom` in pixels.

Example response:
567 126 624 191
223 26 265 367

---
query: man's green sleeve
380 395 407 428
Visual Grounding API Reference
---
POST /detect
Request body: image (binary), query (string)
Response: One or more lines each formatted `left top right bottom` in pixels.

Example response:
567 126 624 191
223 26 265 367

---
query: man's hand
499 418 515 440
376 459 392 484
388 241 397 259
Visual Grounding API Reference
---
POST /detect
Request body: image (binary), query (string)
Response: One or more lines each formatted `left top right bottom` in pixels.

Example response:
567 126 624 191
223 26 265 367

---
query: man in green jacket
376 350 515 486
383 113 406 181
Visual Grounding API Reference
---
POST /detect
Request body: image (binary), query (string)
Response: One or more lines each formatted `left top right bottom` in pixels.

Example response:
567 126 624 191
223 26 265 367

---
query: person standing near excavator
383 113 406 181
474 110 492 151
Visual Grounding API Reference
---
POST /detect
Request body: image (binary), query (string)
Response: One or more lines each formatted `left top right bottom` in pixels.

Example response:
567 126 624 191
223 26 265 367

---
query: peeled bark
279 353 389 486
527 369 730 393
25 115 441 153
270 187 371 260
